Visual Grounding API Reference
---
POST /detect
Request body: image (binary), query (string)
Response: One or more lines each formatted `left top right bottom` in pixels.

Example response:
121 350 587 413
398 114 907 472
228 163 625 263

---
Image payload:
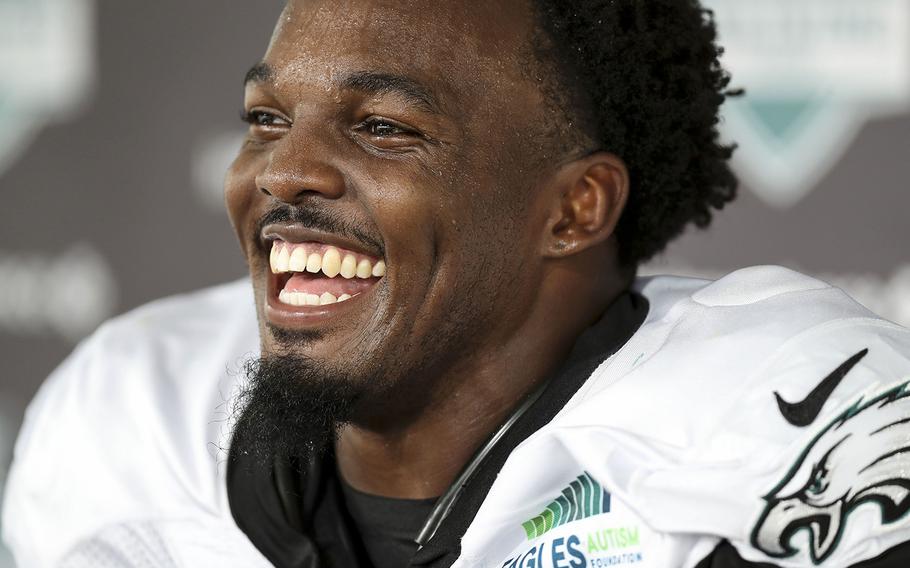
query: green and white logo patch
704 0 910 207
0 0 95 177
522 471 612 540
502 472 648 568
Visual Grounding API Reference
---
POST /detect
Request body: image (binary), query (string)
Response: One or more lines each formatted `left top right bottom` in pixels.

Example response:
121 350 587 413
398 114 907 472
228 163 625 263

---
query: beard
229 353 361 468
230 266 494 469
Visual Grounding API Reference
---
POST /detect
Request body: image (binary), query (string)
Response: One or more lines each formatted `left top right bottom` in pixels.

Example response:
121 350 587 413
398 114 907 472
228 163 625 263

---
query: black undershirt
339 478 437 568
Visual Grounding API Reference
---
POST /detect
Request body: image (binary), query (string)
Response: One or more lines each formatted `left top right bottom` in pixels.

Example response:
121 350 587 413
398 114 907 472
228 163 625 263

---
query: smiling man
5 1 910 567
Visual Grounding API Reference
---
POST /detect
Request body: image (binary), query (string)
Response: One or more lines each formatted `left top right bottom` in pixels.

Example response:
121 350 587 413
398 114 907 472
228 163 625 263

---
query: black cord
414 377 552 548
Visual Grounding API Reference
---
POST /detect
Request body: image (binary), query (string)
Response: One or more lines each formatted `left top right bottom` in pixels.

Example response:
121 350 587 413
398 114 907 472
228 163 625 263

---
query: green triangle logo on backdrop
745 99 819 144
704 0 910 208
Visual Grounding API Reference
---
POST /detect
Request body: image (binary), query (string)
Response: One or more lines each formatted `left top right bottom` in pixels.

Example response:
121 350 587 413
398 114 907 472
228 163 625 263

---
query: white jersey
4 266 910 567
2 280 270 568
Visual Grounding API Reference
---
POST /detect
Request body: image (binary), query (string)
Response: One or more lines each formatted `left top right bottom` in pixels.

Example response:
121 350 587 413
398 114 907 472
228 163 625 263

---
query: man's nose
255 129 346 204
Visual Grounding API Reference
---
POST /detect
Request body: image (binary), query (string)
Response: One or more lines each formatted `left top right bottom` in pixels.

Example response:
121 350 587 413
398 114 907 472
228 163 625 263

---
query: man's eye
241 110 288 128
361 118 412 138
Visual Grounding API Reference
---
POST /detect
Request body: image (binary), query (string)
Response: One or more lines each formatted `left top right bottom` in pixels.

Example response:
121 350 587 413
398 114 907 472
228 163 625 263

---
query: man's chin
264 323 326 348
230 354 361 468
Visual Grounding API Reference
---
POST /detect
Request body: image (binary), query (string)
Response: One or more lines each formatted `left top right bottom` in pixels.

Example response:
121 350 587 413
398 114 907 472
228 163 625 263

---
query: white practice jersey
2 280 269 568
4 266 910 568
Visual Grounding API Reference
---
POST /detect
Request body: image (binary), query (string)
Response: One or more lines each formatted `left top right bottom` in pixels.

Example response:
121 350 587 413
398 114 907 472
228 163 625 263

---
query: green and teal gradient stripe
521 471 611 540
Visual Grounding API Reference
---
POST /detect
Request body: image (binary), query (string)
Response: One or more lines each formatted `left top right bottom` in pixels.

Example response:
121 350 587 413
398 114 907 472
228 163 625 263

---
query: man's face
226 0 558 411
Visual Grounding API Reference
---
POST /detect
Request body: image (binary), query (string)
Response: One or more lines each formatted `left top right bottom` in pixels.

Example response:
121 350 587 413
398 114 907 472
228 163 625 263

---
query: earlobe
542 154 629 258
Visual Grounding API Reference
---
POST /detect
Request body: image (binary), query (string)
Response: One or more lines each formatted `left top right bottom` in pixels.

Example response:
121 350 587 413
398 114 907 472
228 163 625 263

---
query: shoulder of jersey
559 265 906 436
544 265 910 566
2 279 263 568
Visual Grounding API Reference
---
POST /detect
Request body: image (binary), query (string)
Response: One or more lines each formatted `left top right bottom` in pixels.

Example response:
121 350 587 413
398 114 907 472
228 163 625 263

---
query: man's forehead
265 0 536 87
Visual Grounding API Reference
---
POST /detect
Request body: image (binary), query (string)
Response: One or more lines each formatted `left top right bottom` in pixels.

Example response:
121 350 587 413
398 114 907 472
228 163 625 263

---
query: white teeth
340 254 357 279
306 252 322 273
322 248 341 277
279 290 306 306
275 245 290 273
279 290 339 306
270 243 280 273
271 241 386 280
356 259 373 279
288 247 307 272
280 290 358 306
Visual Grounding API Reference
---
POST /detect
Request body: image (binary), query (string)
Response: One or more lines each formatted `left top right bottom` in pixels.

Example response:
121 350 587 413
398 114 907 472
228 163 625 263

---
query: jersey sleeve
1 282 261 568
2 329 103 567
623 315 910 568
0 321 168 568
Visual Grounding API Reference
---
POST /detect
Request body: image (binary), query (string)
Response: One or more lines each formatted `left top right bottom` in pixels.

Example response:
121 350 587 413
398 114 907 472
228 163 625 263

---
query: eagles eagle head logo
751 380 910 564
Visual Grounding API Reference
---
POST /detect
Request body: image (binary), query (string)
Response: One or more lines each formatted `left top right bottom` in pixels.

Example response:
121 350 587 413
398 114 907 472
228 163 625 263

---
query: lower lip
264 271 380 328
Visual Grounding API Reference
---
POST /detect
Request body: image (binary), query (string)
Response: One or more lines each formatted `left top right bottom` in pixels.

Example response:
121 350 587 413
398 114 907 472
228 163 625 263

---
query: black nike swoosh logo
774 348 869 427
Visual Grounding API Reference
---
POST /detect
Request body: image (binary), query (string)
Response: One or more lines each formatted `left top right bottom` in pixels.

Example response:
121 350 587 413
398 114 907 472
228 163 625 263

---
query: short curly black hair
530 0 738 266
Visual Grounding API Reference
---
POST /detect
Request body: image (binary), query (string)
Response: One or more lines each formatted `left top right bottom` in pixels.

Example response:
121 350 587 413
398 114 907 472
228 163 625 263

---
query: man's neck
335 271 629 499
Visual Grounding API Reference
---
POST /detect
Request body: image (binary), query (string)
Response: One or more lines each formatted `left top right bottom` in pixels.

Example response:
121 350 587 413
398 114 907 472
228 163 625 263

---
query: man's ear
541 152 629 257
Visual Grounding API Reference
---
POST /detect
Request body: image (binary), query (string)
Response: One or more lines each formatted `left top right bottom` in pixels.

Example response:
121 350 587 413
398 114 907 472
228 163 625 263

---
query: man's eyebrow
244 62 274 86
340 71 441 113
243 65 442 114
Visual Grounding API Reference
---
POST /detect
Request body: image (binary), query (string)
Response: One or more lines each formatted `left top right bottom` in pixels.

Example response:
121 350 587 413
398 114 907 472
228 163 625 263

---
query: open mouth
267 239 385 312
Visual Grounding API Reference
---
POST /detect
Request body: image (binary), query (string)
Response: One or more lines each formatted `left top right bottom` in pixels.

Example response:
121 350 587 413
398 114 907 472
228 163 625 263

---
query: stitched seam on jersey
587 278 719 402
690 273 831 307
569 293 691 408
573 302 686 405
690 279 861 316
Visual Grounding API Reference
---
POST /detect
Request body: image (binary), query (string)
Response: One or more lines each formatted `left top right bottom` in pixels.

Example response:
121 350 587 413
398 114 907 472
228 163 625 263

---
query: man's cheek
224 152 265 221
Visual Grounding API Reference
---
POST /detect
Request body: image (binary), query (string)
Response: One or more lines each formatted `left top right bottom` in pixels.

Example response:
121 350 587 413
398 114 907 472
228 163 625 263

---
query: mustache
256 204 384 255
